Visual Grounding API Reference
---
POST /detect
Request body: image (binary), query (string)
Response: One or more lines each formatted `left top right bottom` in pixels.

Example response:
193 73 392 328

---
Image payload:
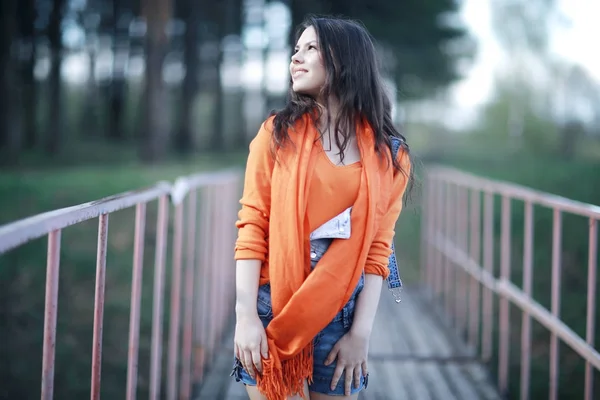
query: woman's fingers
344 367 353 395
353 365 362 388
251 346 263 374
242 350 255 379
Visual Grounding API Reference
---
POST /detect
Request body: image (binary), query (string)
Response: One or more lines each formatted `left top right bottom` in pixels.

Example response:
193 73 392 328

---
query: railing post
549 209 562 400
498 196 511 394
41 229 62 400
520 201 534 400
150 195 170 400
180 191 198 400
126 203 147 400
482 191 494 362
456 186 469 337
585 218 597 400
468 189 481 351
167 203 185 400
444 182 454 318
91 214 109 400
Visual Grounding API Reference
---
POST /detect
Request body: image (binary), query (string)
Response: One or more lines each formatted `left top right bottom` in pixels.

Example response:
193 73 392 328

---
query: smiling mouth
292 69 308 78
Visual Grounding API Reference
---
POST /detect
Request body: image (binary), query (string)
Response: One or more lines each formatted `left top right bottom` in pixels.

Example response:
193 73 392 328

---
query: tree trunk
0 0 21 163
19 0 37 150
107 0 127 141
175 0 200 153
139 0 172 162
45 0 65 155
225 0 246 149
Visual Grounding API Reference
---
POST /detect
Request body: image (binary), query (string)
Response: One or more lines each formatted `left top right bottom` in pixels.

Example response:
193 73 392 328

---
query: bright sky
451 0 600 111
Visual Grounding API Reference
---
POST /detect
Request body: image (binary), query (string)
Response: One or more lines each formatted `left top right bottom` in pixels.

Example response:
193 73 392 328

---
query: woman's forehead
297 26 317 45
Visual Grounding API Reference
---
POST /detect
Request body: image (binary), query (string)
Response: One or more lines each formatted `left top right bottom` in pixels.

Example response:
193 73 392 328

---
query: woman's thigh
245 380 310 400
308 298 368 397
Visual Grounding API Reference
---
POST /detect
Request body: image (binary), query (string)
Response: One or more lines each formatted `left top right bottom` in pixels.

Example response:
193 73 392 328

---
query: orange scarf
256 114 387 399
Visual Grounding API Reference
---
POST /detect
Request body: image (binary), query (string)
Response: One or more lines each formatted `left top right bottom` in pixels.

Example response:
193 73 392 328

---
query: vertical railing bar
180 191 197 400
498 196 511 394
149 195 170 400
90 214 109 400
459 186 469 338
426 175 437 292
200 186 213 373
421 173 430 286
227 178 240 325
482 191 494 362
444 182 454 319
167 203 184 400
436 177 444 298
206 185 218 363
549 208 562 400
468 189 481 350
193 187 210 382
126 203 147 400
452 183 460 324
584 218 597 400
215 184 226 347
41 229 62 400
520 201 534 400
454 185 464 338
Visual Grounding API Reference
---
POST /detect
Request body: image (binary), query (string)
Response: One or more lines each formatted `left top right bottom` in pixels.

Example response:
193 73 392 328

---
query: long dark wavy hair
271 15 412 182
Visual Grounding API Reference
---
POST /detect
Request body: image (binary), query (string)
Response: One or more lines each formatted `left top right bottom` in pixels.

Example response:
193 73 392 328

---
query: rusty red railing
422 166 600 400
0 169 241 400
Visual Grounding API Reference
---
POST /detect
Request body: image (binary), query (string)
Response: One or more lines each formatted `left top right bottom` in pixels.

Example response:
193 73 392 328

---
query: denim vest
310 206 402 302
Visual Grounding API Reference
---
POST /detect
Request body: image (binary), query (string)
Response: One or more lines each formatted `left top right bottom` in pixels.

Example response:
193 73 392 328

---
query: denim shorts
231 238 368 396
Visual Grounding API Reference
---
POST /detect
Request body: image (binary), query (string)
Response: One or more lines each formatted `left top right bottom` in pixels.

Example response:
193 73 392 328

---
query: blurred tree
175 0 201 152
288 0 473 98
139 0 173 162
0 0 21 161
17 0 38 150
45 0 66 155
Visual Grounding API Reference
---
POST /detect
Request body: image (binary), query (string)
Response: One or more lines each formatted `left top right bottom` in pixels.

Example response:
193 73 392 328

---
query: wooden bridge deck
195 287 502 400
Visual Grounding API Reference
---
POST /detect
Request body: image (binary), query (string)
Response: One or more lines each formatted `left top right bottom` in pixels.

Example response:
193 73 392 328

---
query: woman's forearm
350 274 383 337
235 259 262 319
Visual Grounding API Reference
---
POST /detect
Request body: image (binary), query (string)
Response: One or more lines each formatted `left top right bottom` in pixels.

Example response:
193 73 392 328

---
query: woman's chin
292 86 317 98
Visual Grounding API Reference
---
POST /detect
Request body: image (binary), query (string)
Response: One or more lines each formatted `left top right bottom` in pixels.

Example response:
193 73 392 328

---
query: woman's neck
316 97 340 133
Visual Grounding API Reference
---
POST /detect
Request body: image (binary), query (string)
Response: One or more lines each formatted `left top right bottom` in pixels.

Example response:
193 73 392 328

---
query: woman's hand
324 331 370 395
234 313 269 380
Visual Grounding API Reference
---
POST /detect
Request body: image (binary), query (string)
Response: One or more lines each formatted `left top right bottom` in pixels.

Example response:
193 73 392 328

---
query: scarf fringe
256 340 314 400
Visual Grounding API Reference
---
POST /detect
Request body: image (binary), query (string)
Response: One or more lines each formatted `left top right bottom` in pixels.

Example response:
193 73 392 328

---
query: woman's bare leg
309 391 359 400
246 380 310 400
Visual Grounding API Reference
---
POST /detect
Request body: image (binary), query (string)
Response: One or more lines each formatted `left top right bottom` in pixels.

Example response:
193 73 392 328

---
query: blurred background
1 0 599 398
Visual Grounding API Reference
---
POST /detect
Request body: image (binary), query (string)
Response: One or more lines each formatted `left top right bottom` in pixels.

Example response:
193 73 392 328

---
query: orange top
235 130 406 278
307 148 361 230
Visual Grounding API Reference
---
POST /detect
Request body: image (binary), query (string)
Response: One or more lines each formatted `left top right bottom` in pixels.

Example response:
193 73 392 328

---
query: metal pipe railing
423 165 600 400
0 168 242 400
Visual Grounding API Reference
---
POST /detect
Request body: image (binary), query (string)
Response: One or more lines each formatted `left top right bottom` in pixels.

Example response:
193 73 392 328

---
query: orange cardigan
234 120 409 279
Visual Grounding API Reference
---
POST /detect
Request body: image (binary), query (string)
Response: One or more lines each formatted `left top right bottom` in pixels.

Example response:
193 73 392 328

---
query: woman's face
290 26 326 100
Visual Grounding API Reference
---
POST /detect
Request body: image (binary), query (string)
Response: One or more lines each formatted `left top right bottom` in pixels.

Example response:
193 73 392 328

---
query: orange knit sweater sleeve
364 147 411 278
234 119 275 261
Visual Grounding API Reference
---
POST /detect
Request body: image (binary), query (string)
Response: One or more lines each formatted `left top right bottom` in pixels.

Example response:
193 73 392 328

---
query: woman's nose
291 51 302 64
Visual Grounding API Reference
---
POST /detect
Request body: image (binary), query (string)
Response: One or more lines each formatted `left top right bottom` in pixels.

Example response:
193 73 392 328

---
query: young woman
231 15 412 400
